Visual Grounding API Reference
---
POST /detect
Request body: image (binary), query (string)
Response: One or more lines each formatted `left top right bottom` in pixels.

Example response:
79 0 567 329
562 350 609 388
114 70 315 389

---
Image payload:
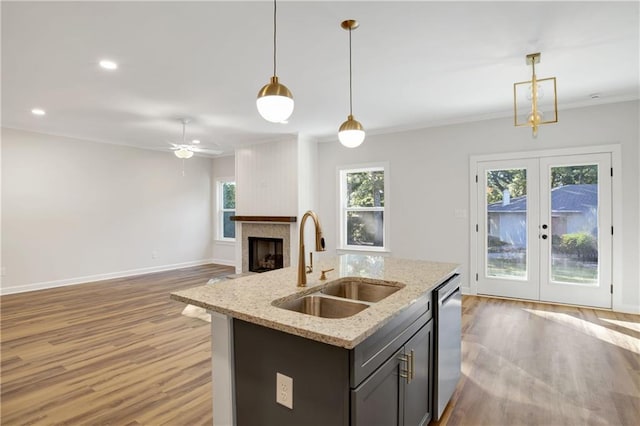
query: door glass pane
486 169 527 279
549 165 598 284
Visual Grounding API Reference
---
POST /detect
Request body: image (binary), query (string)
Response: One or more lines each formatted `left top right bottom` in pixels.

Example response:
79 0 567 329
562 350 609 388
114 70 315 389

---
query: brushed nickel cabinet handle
409 350 415 381
398 354 410 383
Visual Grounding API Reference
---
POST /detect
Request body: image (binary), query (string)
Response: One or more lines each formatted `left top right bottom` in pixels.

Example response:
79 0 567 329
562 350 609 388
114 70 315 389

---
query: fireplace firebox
248 237 284 273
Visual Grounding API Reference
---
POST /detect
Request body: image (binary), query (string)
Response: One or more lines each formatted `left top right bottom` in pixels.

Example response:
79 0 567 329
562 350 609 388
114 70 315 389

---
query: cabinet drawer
350 294 431 387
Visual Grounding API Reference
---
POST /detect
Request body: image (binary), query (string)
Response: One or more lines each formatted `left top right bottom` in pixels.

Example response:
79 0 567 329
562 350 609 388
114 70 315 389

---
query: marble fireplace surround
240 222 294 273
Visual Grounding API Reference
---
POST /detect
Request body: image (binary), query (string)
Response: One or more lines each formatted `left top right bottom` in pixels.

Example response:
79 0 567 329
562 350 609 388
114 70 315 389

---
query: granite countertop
171 254 459 349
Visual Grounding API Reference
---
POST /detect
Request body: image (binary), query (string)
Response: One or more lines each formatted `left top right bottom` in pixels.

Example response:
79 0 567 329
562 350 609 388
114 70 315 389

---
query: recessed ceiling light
192 139 201 144
31 108 46 116
99 59 118 70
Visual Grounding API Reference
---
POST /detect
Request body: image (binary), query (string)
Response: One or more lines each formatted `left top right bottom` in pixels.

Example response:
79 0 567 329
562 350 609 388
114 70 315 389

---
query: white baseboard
211 258 236 267
612 302 640 315
460 285 476 296
0 259 216 296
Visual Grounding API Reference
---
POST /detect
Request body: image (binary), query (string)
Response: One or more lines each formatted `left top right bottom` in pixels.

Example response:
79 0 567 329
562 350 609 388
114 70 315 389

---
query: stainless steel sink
276 295 369 319
321 278 405 303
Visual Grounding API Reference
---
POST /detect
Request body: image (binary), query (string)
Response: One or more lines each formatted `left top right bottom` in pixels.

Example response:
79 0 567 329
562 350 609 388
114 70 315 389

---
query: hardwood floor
436 296 640 426
1 264 233 425
2 268 639 425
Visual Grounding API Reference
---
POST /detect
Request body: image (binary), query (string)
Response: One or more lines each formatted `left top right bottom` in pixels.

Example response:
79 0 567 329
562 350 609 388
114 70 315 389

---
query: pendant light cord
348 26 353 116
273 0 277 77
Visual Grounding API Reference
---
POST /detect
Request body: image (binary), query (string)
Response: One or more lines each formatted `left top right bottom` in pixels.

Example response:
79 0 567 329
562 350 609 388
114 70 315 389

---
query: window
217 179 236 240
339 164 388 251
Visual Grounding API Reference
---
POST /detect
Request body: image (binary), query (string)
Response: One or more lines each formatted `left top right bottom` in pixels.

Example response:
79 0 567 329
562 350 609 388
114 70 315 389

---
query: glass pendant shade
338 114 365 148
256 76 294 123
175 147 194 159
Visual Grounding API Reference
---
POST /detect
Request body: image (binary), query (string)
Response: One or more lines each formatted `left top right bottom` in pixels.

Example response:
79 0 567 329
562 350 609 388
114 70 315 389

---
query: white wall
1 128 215 294
235 137 298 216
296 134 320 267
212 155 236 266
317 101 639 313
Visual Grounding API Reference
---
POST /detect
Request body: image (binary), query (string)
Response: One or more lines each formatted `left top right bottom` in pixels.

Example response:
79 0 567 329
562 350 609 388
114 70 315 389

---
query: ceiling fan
169 118 223 158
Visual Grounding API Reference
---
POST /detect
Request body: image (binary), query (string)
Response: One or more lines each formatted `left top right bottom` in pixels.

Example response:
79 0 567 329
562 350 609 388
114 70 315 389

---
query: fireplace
248 237 284 273
239 222 293 273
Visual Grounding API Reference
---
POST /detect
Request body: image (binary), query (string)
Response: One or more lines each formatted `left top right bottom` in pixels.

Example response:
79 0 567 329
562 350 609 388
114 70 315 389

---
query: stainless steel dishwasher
433 273 462 421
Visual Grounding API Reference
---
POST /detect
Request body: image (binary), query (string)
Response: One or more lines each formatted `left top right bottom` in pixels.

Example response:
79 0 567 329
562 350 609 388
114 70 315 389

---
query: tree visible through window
219 180 236 240
340 166 386 249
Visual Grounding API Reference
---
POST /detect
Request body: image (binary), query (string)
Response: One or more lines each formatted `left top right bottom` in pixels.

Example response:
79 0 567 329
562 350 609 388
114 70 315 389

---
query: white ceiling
2 1 639 156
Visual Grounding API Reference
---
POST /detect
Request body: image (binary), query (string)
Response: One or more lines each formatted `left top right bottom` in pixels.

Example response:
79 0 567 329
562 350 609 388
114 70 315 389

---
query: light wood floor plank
1 264 232 425
2 267 639 425
436 296 640 426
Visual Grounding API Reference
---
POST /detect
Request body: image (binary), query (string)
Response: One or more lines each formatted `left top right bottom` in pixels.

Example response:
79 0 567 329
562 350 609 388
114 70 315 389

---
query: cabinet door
351 347 404 426
403 320 433 426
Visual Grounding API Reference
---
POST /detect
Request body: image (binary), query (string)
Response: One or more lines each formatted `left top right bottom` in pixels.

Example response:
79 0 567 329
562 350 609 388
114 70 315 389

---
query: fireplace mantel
231 216 296 223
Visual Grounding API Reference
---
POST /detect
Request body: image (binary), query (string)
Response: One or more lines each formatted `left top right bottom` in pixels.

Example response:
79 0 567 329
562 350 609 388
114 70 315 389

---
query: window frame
338 163 390 252
216 178 236 242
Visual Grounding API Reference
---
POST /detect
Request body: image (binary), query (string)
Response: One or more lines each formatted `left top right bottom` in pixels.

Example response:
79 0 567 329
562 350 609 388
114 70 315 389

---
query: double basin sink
272 278 405 319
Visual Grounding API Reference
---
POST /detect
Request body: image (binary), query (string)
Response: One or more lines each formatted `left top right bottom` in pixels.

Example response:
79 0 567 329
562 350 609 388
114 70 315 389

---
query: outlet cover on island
276 372 293 409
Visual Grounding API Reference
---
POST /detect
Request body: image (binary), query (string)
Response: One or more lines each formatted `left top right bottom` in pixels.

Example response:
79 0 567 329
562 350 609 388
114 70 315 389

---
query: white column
210 312 235 426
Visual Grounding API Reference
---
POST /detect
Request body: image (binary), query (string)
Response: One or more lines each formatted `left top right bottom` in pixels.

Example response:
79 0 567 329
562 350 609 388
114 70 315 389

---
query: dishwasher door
434 275 462 421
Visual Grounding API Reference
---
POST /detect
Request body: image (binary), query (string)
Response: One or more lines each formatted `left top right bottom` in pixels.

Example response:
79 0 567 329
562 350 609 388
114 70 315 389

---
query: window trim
216 178 236 242
337 162 390 252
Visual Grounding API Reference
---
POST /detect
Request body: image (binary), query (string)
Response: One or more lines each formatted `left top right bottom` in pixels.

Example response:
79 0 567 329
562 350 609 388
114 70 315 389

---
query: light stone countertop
171 254 459 349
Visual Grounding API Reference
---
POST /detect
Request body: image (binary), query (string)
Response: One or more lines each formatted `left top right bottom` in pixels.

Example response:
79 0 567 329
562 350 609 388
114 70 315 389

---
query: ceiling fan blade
192 146 224 155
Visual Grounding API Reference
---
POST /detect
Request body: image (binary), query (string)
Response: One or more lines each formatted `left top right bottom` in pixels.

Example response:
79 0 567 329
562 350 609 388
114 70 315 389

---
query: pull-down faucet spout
298 211 325 287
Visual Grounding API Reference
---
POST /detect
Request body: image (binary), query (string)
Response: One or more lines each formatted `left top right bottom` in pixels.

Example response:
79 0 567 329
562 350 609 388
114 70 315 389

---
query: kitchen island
171 254 459 426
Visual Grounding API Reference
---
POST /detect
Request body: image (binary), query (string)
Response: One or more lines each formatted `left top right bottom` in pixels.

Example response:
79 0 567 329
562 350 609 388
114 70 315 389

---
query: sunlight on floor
523 309 640 354
461 341 608 425
599 317 640 333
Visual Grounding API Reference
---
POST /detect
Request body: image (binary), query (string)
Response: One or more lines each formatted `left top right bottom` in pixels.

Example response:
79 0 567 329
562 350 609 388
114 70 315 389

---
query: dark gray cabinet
351 347 403 426
403 321 433 426
233 293 433 426
351 320 433 426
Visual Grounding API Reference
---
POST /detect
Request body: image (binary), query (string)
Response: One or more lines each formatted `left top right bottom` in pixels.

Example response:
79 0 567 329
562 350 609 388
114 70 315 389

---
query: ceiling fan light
174 147 194 159
257 76 294 123
338 115 365 148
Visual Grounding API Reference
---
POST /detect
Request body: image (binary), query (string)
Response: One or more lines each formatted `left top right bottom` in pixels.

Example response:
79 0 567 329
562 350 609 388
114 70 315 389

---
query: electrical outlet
151 250 158 259
276 372 293 409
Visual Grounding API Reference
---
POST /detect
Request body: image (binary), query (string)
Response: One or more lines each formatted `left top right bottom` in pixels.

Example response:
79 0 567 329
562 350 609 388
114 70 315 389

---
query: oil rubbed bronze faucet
298 210 326 287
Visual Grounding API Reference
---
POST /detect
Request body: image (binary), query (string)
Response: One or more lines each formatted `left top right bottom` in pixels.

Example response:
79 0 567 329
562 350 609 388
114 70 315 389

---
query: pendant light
338 19 365 148
513 52 558 137
256 0 294 123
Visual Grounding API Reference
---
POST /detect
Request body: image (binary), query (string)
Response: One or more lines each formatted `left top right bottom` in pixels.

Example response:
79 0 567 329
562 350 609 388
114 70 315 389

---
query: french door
476 153 612 309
